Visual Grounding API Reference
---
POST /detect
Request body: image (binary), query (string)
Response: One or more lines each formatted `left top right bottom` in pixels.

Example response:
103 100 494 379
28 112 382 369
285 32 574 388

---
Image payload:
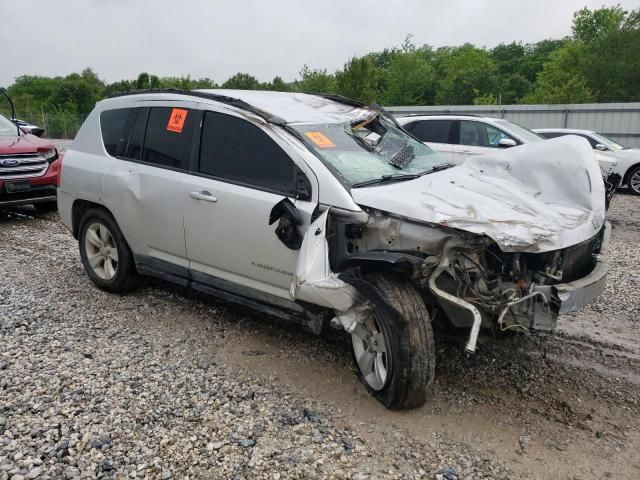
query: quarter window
100 108 134 157
142 107 195 169
199 111 303 196
405 120 452 143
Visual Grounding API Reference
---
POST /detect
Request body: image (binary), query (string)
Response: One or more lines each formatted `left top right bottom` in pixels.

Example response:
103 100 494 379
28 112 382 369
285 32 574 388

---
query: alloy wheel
351 314 390 391
84 222 119 280
630 169 640 194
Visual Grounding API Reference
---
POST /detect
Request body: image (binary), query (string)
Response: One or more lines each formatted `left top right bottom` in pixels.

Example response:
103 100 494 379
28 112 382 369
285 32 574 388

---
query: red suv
0 113 61 211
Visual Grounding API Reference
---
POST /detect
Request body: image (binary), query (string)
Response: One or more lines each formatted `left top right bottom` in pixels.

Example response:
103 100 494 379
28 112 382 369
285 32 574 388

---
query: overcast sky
1 0 639 86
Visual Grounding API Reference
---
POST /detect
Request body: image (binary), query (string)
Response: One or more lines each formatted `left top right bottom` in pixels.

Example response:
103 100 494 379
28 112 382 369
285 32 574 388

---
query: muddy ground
0 191 638 479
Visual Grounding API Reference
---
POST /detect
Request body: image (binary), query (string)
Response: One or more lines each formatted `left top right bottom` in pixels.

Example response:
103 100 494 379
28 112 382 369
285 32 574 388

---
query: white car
397 115 617 175
534 128 640 195
58 90 610 409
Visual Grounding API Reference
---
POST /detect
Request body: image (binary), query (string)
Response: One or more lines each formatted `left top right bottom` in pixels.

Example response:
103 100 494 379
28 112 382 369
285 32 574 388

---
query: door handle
459 149 473 154
189 190 217 202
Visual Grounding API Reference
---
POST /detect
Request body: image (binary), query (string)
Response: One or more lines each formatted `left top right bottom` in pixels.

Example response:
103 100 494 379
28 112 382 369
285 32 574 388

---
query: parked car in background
0 113 60 211
397 114 619 207
12 118 45 137
397 115 543 164
534 128 640 195
59 90 610 410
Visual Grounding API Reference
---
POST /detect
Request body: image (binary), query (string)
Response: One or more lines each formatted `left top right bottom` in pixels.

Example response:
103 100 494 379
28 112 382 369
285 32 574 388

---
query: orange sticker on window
305 131 335 148
166 108 188 133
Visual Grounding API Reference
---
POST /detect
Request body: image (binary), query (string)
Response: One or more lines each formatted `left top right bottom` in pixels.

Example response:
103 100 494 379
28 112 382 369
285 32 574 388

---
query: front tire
350 273 435 410
627 165 640 195
78 208 140 293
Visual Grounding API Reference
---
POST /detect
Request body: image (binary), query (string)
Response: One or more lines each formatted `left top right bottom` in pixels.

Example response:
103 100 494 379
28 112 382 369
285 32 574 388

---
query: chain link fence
0 109 86 139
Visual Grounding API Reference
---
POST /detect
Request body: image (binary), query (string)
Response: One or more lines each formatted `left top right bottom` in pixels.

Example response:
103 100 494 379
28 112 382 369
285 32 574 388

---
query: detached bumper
555 254 609 314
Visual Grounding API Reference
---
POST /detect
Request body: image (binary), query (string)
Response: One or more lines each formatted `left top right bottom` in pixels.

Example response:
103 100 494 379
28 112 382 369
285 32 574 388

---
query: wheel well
623 162 640 186
338 252 425 282
71 200 112 239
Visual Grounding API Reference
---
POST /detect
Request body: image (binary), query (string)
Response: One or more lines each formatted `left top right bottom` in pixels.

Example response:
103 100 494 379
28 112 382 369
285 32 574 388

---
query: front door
183 110 318 301
452 120 516 164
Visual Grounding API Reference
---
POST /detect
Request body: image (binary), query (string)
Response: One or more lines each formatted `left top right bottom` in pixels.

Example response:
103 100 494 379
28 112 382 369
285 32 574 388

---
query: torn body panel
290 209 360 312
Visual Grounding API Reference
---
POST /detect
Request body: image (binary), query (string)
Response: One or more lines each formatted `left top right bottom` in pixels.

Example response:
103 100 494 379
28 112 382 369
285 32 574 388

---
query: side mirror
498 138 517 148
595 144 608 151
269 198 304 250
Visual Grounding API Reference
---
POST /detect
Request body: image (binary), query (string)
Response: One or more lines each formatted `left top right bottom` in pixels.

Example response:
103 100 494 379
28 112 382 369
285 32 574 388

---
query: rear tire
78 208 140 293
627 165 640 195
350 273 435 410
34 201 58 212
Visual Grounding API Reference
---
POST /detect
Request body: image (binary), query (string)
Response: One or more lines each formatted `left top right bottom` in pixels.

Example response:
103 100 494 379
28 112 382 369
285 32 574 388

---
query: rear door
183 110 318 301
452 120 517 164
403 119 454 163
102 104 200 269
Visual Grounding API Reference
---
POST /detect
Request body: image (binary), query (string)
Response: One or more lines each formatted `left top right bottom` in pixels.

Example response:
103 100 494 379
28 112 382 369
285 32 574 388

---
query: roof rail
106 88 287 125
310 93 365 109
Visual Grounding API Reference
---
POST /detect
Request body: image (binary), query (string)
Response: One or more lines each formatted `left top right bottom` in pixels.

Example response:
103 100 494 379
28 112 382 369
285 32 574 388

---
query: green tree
571 6 640 102
572 5 628 42
335 56 379 104
294 65 336 94
434 44 498 104
518 39 568 85
104 79 135 96
268 76 291 91
521 42 595 103
221 73 263 90
382 52 434 105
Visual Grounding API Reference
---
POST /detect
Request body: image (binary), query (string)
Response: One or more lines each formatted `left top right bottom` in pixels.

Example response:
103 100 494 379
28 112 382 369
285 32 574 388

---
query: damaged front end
291 204 610 356
421 226 609 352
290 122 611 357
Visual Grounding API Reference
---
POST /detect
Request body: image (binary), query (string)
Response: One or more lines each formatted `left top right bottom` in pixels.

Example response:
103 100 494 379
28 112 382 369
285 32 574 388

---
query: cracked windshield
295 115 449 187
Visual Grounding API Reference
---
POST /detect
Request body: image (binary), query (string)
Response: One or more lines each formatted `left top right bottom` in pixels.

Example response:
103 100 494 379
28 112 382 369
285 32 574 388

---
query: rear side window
100 108 134 156
405 120 453 143
199 111 301 196
142 107 195 169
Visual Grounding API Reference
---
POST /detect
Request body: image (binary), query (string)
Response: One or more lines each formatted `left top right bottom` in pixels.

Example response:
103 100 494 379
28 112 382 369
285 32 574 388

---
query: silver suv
59 90 610 409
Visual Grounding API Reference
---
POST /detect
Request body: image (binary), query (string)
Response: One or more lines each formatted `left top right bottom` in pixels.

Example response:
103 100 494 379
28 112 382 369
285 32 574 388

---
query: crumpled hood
351 136 606 253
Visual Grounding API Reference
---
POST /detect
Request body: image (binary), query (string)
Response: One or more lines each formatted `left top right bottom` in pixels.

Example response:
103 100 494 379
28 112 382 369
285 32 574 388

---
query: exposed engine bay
321 208 608 350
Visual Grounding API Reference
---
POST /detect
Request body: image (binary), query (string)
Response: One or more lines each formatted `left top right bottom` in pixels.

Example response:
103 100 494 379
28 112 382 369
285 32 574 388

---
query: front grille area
487 228 604 285
0 153 49 179
522 231 602 283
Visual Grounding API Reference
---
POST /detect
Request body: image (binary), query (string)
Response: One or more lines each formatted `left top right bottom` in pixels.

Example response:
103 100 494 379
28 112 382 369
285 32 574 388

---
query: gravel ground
1 189 639 479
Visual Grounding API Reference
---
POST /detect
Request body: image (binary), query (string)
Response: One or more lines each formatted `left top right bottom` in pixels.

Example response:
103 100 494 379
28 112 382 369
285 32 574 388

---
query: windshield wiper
427 163 454 173
352 173 423 188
